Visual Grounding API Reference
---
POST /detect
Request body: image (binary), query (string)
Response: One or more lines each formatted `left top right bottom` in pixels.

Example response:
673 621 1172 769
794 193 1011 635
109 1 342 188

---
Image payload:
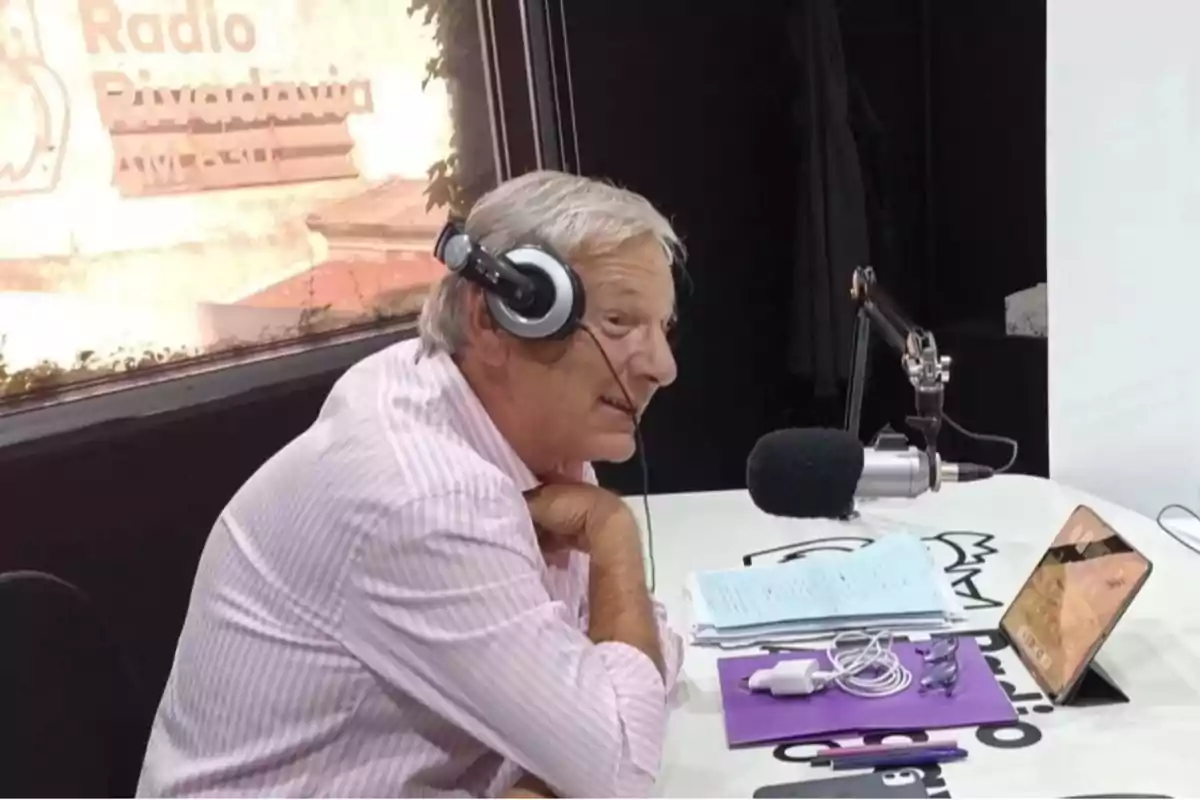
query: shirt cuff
593 641 668 778
658 623 684 697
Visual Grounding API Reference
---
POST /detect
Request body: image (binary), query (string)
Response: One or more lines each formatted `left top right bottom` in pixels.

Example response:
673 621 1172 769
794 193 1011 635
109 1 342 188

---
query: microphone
746 427 994 519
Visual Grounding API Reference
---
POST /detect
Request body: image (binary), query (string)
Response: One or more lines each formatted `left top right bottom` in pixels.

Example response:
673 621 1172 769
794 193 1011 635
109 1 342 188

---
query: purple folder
717 638 1017 747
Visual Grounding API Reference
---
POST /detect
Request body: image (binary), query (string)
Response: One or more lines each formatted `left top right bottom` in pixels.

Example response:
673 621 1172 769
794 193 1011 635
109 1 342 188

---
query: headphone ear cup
502 262 585 340
490 246 586 340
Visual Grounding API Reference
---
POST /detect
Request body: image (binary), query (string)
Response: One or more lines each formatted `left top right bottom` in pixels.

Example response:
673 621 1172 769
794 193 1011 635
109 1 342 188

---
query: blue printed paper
693 533 947 630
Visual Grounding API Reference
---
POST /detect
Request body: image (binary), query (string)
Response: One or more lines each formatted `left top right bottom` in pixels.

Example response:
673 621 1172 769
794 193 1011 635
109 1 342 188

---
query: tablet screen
1000 505 1151 699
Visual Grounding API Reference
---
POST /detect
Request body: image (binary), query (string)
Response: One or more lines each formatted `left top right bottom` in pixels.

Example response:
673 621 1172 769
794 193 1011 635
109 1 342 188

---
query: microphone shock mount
846 266 951 491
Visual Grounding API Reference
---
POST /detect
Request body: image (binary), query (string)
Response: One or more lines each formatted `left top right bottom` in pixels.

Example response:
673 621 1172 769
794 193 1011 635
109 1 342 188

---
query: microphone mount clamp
844 266 952 491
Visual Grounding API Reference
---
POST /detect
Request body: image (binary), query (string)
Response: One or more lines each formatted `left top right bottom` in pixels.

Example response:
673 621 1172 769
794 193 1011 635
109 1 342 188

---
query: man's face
508 233 678 467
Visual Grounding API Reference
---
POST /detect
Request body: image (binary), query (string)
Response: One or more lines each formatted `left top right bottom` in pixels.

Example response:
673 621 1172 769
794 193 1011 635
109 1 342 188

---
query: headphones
433 218 586 340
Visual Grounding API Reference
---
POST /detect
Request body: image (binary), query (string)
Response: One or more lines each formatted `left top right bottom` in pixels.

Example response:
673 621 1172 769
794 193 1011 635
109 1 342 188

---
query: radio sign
78 0 375 196
80 0 257 54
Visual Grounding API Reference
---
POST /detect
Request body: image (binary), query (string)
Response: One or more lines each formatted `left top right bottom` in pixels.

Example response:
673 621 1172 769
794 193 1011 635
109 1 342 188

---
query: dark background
576 0 1047 493
0 1 1046 793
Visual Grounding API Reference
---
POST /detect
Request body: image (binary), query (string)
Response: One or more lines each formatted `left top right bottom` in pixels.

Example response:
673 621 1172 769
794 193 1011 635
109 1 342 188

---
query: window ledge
0 320 418 455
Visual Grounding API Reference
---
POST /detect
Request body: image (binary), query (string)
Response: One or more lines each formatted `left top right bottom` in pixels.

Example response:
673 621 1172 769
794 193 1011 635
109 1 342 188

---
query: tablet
1000 504 1152 704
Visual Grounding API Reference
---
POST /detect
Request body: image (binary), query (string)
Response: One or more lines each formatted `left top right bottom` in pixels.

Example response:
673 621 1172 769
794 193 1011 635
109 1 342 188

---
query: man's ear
465 286 509 366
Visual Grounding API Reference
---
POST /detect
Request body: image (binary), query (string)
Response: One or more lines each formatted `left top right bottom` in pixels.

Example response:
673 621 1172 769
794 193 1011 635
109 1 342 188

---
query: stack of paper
687 533 965 648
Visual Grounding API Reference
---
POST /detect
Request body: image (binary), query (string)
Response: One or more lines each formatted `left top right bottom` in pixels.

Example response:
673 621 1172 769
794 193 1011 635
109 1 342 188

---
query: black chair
0 571 148 797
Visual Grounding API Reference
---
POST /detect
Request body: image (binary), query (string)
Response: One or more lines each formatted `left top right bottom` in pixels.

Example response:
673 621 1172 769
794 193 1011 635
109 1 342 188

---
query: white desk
630 476 1200 798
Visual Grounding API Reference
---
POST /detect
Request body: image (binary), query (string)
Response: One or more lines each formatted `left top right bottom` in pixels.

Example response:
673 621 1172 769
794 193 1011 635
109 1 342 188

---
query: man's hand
525 473 635 559
527 471 664 678
503 772 556 798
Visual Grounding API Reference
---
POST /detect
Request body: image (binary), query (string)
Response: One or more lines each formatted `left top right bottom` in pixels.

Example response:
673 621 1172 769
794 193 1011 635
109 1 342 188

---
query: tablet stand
997 628 1130 708
1060 659 1129 707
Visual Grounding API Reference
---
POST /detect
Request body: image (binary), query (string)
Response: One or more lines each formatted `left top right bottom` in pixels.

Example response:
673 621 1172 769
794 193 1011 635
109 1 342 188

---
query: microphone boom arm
844 267 952 491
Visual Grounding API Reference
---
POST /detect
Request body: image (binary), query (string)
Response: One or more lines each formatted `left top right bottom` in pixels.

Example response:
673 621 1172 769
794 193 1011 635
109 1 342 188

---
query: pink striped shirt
137 338 682 798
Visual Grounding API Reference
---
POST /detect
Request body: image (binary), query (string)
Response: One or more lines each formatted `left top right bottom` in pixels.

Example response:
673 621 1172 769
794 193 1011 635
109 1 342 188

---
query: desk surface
631 476 1200 798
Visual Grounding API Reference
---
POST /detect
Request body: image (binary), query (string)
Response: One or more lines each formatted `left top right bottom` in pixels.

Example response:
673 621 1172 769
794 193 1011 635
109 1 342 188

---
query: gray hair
418 170 682 354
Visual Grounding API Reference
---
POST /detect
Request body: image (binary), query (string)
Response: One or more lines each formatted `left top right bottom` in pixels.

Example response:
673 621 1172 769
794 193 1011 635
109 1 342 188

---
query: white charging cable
747 630 912 699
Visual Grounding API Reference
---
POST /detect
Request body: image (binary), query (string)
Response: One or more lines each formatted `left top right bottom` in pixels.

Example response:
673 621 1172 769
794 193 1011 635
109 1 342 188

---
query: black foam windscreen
746 427 865 519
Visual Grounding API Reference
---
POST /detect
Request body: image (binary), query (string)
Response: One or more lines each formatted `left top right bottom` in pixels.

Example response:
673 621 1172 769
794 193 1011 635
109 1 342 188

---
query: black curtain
560 0 1046 489
785 0 871 397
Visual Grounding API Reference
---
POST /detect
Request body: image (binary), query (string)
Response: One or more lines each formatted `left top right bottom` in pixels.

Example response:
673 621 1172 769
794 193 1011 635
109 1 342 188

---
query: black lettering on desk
772 740 842 764
976 718 1043 749
975 630 1010 654
883 763 950 799
984 654 1007 676
974 679 1054 751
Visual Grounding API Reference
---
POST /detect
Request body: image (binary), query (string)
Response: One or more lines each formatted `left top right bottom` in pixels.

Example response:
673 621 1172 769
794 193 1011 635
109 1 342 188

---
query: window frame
526 0 581 175
0 0 569 455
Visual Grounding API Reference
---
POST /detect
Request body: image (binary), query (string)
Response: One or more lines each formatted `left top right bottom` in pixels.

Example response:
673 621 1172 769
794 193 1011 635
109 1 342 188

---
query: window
0 0 501 403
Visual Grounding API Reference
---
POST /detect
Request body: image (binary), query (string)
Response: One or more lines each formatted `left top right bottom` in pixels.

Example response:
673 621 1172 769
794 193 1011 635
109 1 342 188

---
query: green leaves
409 0 464 215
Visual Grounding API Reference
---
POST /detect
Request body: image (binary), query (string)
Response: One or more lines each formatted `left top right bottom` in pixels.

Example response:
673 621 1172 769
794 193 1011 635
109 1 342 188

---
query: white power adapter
745 631 915 699
747 659 833 697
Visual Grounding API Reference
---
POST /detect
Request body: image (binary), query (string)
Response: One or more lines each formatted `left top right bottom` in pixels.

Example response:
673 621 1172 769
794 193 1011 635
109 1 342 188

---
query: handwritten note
693 533 947 630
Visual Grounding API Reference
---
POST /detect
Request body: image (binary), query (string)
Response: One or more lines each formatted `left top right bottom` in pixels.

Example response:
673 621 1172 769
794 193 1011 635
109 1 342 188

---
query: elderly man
138 171 684 798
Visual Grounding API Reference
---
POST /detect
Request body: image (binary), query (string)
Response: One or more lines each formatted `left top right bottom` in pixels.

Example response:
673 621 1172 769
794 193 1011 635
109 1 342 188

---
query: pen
809 741 959 766
829 748 968 771
816 740 958 759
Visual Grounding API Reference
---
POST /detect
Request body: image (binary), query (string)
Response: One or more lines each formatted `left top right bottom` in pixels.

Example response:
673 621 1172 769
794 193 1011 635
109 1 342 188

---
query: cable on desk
1156 503 1200 556
825 630 912 698
746 630 912 699
941 412 1020 473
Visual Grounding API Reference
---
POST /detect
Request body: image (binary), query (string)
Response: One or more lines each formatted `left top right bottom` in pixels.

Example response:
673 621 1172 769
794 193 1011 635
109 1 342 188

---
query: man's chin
584 433 638 464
